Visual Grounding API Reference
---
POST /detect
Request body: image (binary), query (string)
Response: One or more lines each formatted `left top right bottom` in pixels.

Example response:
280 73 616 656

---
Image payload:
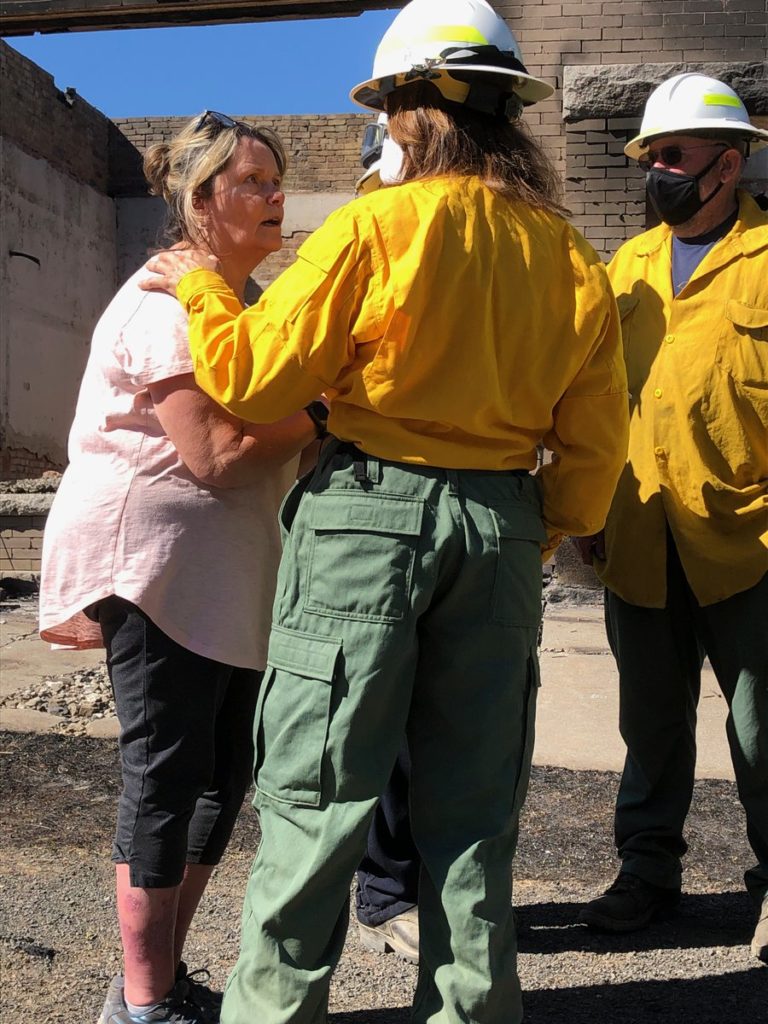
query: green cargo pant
221 443 546 1024
607 535 768 904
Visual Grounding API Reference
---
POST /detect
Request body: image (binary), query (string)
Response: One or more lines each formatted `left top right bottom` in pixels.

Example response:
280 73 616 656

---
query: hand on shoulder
141 247 221 297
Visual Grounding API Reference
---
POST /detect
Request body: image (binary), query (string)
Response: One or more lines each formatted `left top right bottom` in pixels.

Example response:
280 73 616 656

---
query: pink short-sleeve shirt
39 267 297 670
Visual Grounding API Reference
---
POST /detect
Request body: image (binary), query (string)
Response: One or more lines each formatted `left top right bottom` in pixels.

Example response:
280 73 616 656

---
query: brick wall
111 113 369 284
1 40 109 191
497 0 768 255
0 514 47 573
112 112 371 195
0 448 61 479
108 4 768 260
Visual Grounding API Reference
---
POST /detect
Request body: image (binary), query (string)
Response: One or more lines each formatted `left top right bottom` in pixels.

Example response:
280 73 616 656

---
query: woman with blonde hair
143 2 629 1020
40 111 327 1024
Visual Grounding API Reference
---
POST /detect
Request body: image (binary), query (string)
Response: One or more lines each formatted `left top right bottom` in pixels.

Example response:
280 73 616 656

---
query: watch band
304 400 329 439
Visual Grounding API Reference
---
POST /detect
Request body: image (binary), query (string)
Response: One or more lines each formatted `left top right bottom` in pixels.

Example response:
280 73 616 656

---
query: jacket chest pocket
719 300 768 388
304 493 424 623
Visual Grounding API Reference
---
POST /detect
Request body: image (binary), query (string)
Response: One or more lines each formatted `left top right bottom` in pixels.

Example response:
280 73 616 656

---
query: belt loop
446 469 460 496
317 435 342 476
366 454 383 485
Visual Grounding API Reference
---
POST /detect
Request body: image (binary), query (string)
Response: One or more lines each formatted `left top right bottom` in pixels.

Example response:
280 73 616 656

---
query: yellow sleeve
537 259 629 559
177 205 382 423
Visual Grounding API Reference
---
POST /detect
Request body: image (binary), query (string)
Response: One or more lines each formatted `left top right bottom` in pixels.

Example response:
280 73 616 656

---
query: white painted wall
0 138 117 466
115 195 166 285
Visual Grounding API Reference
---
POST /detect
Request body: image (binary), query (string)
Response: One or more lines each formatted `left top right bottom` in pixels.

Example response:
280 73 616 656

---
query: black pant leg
356 741 421 925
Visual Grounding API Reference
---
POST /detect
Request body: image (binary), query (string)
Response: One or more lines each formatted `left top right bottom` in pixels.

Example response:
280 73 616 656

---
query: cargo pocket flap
267 625 342 682
491 506 548 543
309 494 424 536
725 300 768 330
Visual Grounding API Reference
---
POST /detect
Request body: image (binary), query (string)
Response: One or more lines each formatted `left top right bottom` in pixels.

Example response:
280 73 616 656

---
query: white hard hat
350 0 553 119
625 73 768 160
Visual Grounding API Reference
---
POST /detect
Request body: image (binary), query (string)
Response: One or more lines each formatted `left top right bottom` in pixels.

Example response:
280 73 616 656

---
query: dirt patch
1 731 764 1023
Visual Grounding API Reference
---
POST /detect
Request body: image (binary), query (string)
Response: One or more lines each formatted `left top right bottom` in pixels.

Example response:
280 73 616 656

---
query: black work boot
578 872 681 932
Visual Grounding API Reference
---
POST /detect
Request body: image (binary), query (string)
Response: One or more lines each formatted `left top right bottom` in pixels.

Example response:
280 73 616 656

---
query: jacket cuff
177 268 230 312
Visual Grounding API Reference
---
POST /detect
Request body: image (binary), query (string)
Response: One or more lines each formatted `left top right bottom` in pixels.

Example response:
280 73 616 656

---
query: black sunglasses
638 142 729 171
194 110 245 133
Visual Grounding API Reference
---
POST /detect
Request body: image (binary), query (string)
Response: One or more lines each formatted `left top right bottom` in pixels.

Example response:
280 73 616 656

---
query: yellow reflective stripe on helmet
379 25 489 54
704 93 742 108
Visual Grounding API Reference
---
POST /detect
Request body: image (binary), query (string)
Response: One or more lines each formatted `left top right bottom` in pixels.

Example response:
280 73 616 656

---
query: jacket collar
635 190 767 260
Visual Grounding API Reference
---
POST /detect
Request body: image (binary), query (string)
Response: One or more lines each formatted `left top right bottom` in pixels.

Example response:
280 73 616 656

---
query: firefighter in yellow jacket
575 73 768 965
144 2 629 1020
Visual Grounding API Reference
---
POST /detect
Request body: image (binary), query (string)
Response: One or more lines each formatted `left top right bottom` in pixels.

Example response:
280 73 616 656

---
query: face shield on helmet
355 112 404 194
356 113 390 195
361 113 389 169
349 0 553 120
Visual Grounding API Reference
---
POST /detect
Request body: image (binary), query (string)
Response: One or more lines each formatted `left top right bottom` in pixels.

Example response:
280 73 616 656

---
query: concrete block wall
565 117 648 258
0 41 119 478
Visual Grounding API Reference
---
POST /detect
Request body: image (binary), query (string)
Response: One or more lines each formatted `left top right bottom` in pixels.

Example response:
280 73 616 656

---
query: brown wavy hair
386 81 567 216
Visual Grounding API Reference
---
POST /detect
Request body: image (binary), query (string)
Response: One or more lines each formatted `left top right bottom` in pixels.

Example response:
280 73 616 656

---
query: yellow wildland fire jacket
601 190 768 607
178 176 629 555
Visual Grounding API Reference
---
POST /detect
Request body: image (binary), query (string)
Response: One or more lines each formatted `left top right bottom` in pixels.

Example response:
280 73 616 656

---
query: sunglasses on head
638 142 729 171
194 110 246 133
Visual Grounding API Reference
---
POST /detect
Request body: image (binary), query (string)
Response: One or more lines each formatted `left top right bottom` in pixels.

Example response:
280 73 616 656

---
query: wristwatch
304 400 329 439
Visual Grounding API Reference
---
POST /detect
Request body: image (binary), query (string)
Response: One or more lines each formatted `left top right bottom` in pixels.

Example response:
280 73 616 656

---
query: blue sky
8 9 397 117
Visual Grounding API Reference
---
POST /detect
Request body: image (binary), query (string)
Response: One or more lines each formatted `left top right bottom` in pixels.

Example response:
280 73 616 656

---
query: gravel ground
1 727 765 1024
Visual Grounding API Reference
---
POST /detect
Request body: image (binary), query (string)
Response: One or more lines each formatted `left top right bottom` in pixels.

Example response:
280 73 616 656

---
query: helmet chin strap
692 148 729 209
698 178 724 210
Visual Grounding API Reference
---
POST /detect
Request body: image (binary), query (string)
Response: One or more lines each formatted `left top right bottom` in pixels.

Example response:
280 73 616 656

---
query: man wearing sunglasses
574 73 768 963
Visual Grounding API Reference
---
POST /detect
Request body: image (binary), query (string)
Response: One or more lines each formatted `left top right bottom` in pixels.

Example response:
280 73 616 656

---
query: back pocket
255 626 343 807
490 505 547 628
305 492 424 623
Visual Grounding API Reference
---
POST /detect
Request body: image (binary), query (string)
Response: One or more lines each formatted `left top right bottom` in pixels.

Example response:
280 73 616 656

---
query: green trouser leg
409 578 539 1023
221 449 545 1024
608 538 768 902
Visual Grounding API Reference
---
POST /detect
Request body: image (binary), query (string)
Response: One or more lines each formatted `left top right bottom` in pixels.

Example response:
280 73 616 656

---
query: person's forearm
178 270 330 422
209 410 318 488
538 394 629 546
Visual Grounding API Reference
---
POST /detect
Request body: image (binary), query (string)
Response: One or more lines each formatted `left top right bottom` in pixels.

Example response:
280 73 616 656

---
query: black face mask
645 150 726 226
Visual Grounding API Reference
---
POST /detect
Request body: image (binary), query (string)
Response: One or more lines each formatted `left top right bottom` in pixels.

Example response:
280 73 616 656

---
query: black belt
331 439 528 479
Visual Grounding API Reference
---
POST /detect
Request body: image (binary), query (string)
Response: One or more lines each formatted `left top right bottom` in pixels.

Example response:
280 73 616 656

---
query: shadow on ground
330 967 766 1024
518 890 755 952
523 969 767 1024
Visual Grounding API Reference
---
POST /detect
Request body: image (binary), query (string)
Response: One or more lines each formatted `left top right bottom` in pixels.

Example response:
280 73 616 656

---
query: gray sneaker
176 961 222 1018
97 976 125 1024
106 979 213 1024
